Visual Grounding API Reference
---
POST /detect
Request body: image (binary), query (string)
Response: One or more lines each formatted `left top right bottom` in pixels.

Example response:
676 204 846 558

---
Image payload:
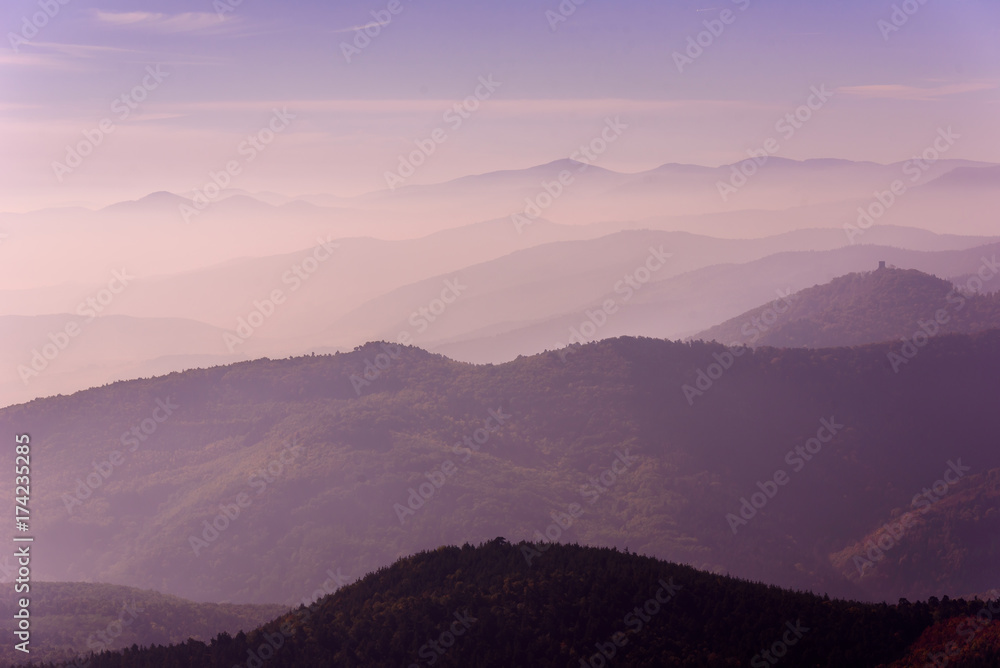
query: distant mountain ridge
695 266 1000 348
6 228 999 409
0 581 284 665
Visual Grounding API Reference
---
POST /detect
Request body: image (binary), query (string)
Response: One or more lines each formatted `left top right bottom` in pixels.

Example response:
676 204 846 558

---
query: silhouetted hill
26 542 1000 668
696 267 1000 347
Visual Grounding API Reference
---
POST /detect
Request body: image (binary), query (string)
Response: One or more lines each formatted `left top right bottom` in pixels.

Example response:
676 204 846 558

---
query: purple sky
1 0 998 211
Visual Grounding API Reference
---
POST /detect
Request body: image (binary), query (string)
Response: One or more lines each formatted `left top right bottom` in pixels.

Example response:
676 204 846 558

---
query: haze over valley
2 0 999 665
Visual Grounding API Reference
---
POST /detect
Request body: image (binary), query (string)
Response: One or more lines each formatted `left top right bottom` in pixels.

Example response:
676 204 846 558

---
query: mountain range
3 225 999 409
3 156 997 409
3 332 999 608
2 156 999 664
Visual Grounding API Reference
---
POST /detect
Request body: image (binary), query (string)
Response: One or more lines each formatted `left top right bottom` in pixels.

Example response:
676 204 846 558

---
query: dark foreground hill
696 267 1000 348
25 542 1000 668
2 335 1000 605
0 582 283 665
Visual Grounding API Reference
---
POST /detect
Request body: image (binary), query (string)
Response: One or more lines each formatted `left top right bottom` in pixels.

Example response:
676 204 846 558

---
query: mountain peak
100 191 192 213
696 266 1000 348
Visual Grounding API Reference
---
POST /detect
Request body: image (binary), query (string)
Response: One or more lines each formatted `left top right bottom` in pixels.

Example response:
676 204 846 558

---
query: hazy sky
1 0 998 211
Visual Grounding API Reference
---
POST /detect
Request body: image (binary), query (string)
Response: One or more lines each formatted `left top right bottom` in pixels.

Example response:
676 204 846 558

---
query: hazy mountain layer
0 582 284 665
2 335 999 606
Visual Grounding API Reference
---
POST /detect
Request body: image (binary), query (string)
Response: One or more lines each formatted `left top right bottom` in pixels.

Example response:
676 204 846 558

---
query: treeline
21 541 1000 668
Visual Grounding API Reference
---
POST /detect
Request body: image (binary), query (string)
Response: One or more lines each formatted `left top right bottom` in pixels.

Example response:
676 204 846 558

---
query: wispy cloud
150 98 768 121
31 41 148 57
92 10 237 34
330 20 393 34
0 50 83 70
837 82 997 101
0 39 233 73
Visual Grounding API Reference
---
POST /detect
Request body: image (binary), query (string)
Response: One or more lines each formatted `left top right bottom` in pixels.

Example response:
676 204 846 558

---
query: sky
1 0 998 211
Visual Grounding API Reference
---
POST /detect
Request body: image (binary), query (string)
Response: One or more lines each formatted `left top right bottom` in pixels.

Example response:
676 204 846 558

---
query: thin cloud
0 50 83 70
330 20 393 34
2 40 234 71
153 98 769 120
837 82 997 101
30 41 147 57
92 10 238 34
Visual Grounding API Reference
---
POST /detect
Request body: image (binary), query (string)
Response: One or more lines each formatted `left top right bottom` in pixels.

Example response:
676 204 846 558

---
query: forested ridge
17 541 1000 668
1 333 999 606
697 267 1000 348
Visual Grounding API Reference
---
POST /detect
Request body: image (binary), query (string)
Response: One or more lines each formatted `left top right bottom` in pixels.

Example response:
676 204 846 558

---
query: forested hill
24 541 1000 668
696 267 1000 348
2 335 1000 606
